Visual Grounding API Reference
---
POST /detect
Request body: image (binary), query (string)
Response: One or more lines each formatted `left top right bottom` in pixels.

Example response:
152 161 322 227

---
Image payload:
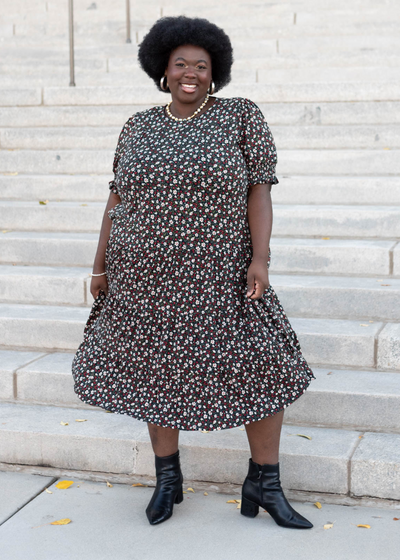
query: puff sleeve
238 97 279 188
108 119 131 195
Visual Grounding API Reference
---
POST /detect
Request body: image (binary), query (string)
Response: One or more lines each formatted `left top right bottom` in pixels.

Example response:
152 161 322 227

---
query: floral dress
71 96 315 431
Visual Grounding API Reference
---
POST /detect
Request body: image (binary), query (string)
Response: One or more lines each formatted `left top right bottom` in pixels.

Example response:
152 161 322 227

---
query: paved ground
0 471 399 560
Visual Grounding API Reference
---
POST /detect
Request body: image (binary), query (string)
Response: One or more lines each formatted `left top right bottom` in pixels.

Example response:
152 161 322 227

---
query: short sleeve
108 118 132 195
238 98 279 187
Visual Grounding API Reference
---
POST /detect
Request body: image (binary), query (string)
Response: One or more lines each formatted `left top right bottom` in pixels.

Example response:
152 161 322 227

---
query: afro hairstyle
138 16 233 93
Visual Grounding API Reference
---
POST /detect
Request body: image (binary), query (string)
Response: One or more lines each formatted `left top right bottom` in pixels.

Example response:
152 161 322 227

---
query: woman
72 16 315 529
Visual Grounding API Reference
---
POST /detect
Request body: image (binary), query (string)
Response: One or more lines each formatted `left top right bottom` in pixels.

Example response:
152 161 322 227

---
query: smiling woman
71 15 315 531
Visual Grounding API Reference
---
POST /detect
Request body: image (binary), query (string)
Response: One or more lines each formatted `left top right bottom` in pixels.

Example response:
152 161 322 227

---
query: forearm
247 183 273 261
92 191 121 273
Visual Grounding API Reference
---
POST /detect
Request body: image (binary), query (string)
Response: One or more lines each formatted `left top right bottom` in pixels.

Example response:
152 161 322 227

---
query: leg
244 410 284 465
241 410 313 529
145 423 183 525
147 422 180 457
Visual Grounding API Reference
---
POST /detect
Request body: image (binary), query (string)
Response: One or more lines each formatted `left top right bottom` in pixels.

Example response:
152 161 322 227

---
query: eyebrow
174 57 208 64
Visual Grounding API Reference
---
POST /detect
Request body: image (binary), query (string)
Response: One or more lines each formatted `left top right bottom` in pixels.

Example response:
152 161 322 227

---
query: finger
249 280 265 300
247 274 255 297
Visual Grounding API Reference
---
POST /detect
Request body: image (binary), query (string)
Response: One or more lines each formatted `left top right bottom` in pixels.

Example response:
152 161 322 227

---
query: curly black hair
138 16 233 93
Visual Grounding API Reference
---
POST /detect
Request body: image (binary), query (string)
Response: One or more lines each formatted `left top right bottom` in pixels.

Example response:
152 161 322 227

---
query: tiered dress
72 96 315 431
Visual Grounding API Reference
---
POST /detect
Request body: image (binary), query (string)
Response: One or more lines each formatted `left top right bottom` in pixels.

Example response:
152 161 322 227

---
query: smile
180 84 198 92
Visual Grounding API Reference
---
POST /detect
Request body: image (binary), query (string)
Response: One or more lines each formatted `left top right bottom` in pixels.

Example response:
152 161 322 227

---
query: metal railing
68 0 132 87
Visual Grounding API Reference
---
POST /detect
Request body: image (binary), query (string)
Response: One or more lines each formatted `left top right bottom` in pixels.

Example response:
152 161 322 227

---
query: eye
197 65 207 70
175 62 185 67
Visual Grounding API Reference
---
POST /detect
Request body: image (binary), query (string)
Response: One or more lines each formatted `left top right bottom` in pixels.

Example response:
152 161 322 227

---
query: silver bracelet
91 272 107 277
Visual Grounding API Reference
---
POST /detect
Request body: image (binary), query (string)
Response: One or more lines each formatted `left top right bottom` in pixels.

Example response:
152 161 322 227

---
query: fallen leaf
106 481 113 488
183 491 187 494
357 524 371 529
187 487 195 493
383 147 391 150
369 321 374 323
131 483 145 487
393 518 399 521
80 203 88 207
3 172 18 176
200 430 209 434
360 324 369 327
50 518 71 525
359 435 364 439
236 500 242 509
2 230 11 233
227 500 237 504
238 427 245 431
381 284 391 286
45 488 53 494
324 523 334 530
75 419 87 422
322 237 330 240
55 480 74 490
314 502 322 509
60 421 69 426
204 492 208 496
327 371 333 375
39 200 49 205
296 434 312 440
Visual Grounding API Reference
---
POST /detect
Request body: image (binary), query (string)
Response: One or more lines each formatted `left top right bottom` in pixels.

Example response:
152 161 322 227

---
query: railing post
126 0 132 43
68 0 76 86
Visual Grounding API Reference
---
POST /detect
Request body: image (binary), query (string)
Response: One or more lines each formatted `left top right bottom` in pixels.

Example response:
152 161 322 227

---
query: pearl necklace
166 93 210 122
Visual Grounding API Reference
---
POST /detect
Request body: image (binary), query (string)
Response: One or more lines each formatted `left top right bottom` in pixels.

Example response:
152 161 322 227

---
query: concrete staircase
1 0 400 504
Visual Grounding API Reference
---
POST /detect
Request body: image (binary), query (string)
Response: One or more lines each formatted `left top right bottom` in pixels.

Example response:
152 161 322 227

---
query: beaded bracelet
91 272 107 277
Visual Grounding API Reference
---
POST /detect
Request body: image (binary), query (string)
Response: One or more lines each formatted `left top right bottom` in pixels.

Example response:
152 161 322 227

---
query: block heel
175 486 184 504
240 496 259 518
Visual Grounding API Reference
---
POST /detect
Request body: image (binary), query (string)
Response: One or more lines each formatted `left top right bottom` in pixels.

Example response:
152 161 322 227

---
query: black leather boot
145 450 184 525
241 459 313 529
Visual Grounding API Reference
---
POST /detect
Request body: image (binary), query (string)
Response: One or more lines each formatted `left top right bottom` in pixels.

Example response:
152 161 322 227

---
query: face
165 44 212 104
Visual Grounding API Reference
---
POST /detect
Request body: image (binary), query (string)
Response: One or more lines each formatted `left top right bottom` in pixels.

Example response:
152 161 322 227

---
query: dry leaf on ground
393 518 399 521
187 487 195 493
106 481 113 488
45 488 53 494
314 502 322 509
55 480 74 490
60 421 69 426
204 492 208 496
131 483 146 487
75 419 87 422
39 200 49 205
357 524 371 529
360 324 369 327
227 500 236 504
50 518 71 525
324 523 334 530
322 237 330 240
296 434 312 440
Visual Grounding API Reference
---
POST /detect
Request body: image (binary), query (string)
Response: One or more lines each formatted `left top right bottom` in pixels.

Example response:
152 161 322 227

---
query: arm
90 191 121 298
246 183 273 300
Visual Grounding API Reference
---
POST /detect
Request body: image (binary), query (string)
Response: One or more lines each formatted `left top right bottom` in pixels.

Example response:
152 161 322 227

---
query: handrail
68 0 132 87
68 0 75 86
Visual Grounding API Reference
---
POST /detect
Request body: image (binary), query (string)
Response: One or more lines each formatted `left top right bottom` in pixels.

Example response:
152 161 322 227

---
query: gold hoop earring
208 81 215 95
160 75 169 91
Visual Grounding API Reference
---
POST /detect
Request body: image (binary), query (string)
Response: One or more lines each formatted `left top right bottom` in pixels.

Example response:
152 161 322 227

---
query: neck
169 95 209 119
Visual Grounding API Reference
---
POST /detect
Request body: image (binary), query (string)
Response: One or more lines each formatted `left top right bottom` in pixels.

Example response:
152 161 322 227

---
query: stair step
1 400 399 499
270 274 400 321
2 350 399 433
1 148 398 175
1 266 399 321
0 303 392 368
2 101 400 129
2 175 399 206
1 201 399 238
1 232 395 275
0 265 90 306
2 124 400 150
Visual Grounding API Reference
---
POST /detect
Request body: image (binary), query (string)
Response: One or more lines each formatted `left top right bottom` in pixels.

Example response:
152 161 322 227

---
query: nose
183 66 196 78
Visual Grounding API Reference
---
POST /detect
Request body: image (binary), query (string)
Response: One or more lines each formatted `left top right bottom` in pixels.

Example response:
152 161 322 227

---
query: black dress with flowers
72 96 315 431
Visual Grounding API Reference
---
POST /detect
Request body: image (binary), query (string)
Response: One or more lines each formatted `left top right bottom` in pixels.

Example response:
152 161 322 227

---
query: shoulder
217 96 263 115
121 105 162 131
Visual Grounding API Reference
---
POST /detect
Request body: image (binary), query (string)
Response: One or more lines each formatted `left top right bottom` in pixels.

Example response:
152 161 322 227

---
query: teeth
182 84 196 88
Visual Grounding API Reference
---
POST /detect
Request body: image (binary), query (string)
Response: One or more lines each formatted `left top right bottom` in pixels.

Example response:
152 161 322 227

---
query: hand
90 274 108 299
246 258 269 300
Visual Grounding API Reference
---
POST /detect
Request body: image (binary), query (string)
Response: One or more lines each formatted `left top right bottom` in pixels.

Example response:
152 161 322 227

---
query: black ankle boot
145 450 184 525
241 459 313 529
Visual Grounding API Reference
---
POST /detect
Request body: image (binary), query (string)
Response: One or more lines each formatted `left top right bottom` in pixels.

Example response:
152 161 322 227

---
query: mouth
180 83 198 93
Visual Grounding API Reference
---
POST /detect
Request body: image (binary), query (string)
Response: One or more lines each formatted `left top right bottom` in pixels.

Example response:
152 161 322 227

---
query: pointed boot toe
241 459 313 530
145 450 184 525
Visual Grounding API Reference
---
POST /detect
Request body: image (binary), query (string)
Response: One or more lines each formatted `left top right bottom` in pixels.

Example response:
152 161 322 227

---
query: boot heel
240 496 259 518
174 486 183 504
